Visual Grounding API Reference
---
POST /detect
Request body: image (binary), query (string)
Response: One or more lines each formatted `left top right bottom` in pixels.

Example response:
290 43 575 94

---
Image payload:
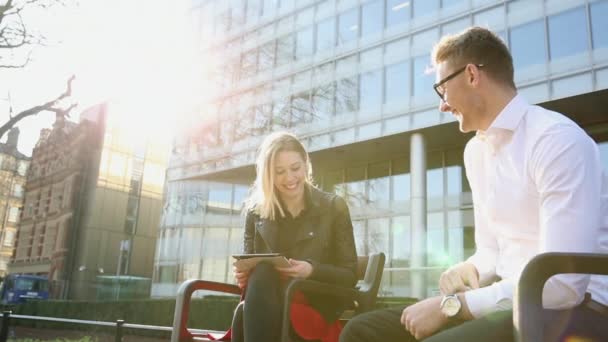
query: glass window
413 0 439 18
240 49 258 79
385 61 410 103
392 174 410 202
12 184 23 198
312 82 335 121
368 218 390 254
509 19 546 69
246 0 261 23
591 1 608 49
316 17 336 52
231 0 246 28
8 207 19 223
359 69 383 110
233 110 253 141
338 8 359 45
296 7 314 27
276 34 294 66
427 168 444 198
18 161 27 176
253 104 272 135
446 165 462 195
345 166 367 209
258 41 275 71
392 216 411 264
336 76 359 113
3 230 15 247
362 0 384 37
368 161 390 204
280 0 294 10
413 54 433 97
272 98 291 130
262 0 278 17
296 26 314 59
442 0 461 8
290 92 312 126
387 0 411 27
548 7 587 60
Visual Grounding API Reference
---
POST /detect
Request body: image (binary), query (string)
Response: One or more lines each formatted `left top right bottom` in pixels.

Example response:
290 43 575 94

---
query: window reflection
258 41 275 72
548 7 587 60
359 69 383 110
368 218 390 254
272 97 291 130
413 55 434 98
413 0 439 18
311 82 335 122
391 216 411 265
336 76 359 113
290 91 312 126
246 0 261 23
385 61 410 103
276 34 294 66
253 104 272 136
338 8 359 45
296 27 314 59
240 49 257 80
262 0 278 17
362 0 384 37
387 0 411 27
510 19 546 69
316 17 336 52
591 1 608 49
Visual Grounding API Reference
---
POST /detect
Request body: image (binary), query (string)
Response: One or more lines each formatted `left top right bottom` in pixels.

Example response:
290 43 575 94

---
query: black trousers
340 303 608 342
231 262 284 342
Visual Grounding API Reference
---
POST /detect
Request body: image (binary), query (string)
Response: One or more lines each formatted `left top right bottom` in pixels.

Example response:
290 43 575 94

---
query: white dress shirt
463 94 608 318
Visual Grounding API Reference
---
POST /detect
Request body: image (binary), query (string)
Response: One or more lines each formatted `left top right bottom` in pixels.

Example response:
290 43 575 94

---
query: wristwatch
440 294 462 318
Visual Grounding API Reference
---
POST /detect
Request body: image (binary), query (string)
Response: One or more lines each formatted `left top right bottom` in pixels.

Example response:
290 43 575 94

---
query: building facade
152 0 608 298
10 104 167 300
0 128 30 278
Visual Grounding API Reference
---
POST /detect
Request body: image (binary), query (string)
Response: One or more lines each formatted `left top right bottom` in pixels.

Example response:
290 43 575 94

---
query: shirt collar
476 94 528 150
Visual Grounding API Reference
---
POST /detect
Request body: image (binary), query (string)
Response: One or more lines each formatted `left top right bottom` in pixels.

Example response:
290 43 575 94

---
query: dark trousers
340 304 608 342
231 262 283 342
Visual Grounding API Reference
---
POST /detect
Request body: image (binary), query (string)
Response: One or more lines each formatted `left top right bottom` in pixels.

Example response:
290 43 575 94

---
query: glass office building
151 0 608 298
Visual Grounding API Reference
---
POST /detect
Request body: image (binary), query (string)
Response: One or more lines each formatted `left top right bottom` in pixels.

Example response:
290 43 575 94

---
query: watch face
442 297 461 317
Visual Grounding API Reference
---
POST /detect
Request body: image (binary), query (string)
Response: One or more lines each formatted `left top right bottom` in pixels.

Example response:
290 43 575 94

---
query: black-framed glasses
433 64 484 101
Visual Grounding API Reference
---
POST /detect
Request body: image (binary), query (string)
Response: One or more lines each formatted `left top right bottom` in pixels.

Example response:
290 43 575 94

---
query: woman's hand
276 259 313 279
233 266 250 289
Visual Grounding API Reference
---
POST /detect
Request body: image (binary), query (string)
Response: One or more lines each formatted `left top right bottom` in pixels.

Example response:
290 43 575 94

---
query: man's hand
439 262 480 295
233 266 250 289
401 296 449 340
276 259 313 279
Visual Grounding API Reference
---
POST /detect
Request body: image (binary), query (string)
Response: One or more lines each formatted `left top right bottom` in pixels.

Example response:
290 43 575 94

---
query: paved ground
9 326 169 341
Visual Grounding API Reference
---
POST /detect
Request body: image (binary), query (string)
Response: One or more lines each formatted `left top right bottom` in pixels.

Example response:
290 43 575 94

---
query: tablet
232 253 282 259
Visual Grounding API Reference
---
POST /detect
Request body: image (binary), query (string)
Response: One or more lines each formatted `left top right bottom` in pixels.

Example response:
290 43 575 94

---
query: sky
0 0 200 155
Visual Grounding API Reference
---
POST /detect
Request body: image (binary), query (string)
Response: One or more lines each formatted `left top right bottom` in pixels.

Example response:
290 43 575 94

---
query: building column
410 133 427 299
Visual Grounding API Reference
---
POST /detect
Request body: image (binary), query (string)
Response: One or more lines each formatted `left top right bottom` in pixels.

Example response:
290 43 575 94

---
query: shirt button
309 232 314 237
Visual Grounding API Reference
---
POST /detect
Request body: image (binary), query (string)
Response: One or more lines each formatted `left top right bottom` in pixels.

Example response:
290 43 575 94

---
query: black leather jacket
243 186 358 317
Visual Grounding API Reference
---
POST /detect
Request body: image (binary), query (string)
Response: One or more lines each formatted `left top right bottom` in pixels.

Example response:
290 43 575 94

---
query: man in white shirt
340 26 608 342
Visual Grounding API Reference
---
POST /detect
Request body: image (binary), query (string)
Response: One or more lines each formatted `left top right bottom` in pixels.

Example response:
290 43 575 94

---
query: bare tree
0 0 76 141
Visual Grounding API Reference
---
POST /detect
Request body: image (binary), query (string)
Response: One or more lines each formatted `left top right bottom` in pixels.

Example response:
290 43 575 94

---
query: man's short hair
432 26 516 90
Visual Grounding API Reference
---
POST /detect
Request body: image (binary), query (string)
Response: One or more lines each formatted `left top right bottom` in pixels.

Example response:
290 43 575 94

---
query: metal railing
0 310 174 342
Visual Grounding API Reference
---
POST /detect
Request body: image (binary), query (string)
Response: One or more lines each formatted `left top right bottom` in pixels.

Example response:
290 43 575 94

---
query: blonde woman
232 132 357 342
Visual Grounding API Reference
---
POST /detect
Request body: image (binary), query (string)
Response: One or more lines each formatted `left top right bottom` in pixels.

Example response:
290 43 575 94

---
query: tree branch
0 75 76 139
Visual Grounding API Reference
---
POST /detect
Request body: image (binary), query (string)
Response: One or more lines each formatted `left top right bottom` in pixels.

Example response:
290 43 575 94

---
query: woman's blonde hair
244 132 314 220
